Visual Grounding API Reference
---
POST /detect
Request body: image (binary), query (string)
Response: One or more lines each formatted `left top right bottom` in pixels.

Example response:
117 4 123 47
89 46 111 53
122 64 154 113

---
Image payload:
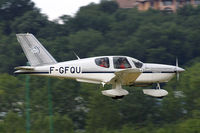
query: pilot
120 59 126 69
100 58 107 68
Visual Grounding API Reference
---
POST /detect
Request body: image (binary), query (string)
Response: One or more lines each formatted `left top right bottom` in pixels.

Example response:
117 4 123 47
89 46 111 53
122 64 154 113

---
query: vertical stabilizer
16 33 57 66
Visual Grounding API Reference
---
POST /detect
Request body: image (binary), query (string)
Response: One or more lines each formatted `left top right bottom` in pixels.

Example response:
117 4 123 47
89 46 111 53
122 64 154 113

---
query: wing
110 68 142 85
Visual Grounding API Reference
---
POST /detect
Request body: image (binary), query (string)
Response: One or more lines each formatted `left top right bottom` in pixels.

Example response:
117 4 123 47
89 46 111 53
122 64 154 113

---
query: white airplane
14 33 185 99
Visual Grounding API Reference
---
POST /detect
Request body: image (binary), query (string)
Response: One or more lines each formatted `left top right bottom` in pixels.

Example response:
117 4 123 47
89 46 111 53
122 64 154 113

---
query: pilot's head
101 58 105 62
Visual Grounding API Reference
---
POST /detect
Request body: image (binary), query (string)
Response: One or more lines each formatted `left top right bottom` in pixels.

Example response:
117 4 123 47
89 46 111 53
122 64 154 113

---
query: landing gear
101 80 129 99
156 83 161 90
155 83 165 98
143 83 168 98
112 95 124 100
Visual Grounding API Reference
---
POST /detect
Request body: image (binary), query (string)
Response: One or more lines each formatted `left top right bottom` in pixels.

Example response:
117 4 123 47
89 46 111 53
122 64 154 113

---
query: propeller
174 57 185 81
176 58 179 81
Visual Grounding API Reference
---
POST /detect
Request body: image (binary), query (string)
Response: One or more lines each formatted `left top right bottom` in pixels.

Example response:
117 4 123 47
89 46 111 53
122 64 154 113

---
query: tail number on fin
50 66 81 74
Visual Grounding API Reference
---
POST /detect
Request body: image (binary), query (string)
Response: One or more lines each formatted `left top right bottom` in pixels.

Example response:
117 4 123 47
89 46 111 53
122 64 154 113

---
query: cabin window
95 57 109 68
133 60 143 68
113 57 131 69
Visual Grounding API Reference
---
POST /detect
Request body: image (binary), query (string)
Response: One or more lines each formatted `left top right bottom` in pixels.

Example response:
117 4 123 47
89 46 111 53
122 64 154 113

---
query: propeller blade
176 57 179 81
176 57 178 67
177 72 179 81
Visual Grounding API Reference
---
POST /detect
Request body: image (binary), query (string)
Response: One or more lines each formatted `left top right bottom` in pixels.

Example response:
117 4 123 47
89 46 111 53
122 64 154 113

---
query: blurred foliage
0 0 200 132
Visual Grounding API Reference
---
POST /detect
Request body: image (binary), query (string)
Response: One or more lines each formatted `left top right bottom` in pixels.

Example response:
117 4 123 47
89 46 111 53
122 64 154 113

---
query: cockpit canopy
95 57 110 68
113 57 131 69
95 56 143 69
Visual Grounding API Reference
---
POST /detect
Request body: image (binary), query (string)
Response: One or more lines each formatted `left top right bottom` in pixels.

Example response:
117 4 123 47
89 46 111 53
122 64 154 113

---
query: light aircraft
14 33 185 99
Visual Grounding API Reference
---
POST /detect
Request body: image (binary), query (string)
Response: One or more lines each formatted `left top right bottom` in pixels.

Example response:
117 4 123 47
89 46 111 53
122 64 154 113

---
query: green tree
0 74 24 114
67 29 104 57
31 113 74 133
86 87 121 133
175 118 200 133
0 112 25 133
99 0 119 14
70 3 114 33
161 62 200 122
11 10 48 35
177 62 200 113
0 0 35 20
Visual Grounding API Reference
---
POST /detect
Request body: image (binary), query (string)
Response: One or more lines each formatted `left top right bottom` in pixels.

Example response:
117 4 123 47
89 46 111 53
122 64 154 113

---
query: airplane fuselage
15 33 185 98
15 56 184 85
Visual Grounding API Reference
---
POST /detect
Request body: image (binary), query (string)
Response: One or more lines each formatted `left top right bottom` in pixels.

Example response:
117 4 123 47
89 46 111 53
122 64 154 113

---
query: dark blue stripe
82 71 176 74
15 72 49 74
161 71 176 73
15 71 176 74
82 71 115 73
143 71 176 73
143 71 152 73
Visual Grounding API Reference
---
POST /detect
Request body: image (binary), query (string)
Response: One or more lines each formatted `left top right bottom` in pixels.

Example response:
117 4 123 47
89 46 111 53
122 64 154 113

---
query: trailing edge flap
111 68 142 85
15 66 35 70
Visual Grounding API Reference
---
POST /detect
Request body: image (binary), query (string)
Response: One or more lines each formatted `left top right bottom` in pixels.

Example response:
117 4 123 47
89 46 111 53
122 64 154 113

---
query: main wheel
112 95 124 100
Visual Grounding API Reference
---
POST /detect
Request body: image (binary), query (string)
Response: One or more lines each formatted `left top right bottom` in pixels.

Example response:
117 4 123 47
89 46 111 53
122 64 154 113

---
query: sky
32 0 101 20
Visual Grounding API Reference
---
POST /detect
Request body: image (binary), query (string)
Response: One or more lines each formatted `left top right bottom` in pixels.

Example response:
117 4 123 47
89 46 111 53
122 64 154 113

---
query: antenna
73 51 80 60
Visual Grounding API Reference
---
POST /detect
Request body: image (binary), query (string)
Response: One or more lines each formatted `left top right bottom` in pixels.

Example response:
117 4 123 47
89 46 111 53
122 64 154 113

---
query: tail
16 33 57 66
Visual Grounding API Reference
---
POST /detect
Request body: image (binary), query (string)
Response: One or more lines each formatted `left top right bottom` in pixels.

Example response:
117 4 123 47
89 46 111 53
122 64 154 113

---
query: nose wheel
143 83 168 98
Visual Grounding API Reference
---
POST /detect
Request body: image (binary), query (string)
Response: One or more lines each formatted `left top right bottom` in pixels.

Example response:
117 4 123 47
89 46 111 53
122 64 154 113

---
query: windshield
132 60 143 68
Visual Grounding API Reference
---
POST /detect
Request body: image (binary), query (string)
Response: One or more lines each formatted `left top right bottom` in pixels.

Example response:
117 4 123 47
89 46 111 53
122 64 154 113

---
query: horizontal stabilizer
143 89 168 97
15 66 34 70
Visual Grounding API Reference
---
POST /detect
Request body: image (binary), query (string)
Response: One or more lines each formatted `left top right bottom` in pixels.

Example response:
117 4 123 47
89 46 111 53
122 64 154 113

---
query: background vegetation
0 0 199 132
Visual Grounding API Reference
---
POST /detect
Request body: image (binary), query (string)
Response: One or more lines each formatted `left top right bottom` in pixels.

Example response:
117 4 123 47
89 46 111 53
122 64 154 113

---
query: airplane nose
176 67 185 72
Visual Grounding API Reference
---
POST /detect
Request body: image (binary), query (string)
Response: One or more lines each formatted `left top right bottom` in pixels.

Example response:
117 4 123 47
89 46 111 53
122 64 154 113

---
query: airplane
14 33 185 99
